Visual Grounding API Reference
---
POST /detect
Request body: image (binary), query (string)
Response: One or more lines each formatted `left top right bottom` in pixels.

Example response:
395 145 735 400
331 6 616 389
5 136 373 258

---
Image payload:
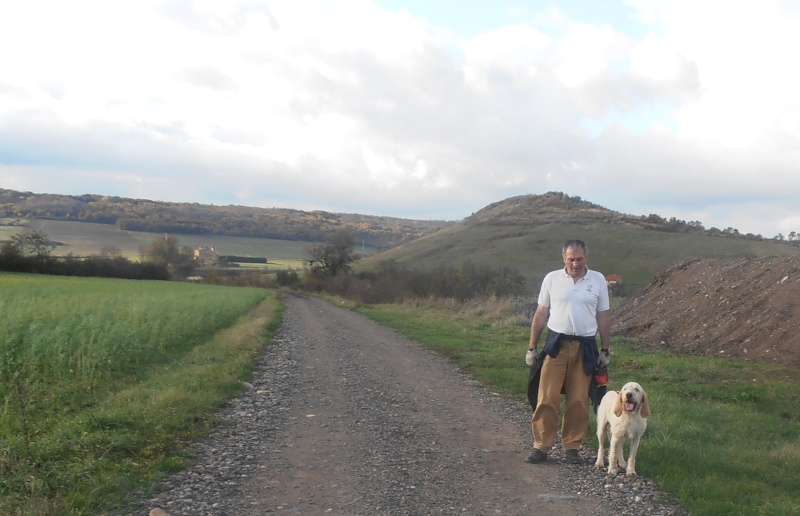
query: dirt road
140 295 683 515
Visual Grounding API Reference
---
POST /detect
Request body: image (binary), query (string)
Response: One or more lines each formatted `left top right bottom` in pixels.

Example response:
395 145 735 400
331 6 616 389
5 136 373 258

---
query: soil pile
612 256 800 366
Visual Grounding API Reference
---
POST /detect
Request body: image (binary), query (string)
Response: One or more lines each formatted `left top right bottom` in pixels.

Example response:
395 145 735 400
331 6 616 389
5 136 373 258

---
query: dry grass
400 294 533 327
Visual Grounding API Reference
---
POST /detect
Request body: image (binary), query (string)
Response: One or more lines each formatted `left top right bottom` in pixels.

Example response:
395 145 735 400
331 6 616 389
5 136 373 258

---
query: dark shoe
526 449 547 463
565 449 582 464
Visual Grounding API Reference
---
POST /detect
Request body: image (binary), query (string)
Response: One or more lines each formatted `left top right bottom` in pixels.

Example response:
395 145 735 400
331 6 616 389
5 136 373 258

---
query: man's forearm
597 311 611 350
529 307 548 349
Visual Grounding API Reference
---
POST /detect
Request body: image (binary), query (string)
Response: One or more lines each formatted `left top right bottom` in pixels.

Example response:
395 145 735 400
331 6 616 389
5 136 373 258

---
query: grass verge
353 298 800 516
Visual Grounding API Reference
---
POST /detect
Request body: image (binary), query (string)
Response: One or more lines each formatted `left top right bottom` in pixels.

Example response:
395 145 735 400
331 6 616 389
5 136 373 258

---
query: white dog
594 381 651 476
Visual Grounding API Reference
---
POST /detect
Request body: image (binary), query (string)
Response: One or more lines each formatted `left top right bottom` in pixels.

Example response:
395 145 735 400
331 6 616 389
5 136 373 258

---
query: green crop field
0 272 281 514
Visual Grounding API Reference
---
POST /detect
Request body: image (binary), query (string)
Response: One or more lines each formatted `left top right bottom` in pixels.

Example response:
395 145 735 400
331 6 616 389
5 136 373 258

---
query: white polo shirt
537 267 610 337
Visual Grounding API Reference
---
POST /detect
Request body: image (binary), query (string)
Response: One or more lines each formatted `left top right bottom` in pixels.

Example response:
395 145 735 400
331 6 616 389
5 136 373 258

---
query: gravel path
131 295 687 515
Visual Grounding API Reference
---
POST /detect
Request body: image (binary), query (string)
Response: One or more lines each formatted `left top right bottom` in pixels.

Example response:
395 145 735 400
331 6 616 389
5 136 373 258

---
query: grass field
4 219 377 263
0 272 283 514
350 297 800 516
18 219 314 259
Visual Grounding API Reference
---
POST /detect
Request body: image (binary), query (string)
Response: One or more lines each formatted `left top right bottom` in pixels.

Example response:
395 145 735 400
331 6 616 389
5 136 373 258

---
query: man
525 239 611 464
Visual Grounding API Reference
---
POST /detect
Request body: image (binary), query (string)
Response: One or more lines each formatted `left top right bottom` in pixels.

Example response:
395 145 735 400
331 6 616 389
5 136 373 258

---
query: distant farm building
193 246 218 265
606 274 622 286
219 255 267 264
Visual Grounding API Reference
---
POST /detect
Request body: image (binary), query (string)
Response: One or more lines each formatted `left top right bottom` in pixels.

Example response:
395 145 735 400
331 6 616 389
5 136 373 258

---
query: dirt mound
612 256 800 366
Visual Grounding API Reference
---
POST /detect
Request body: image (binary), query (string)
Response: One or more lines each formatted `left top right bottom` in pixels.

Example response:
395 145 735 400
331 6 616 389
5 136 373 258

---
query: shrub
302 259 529 304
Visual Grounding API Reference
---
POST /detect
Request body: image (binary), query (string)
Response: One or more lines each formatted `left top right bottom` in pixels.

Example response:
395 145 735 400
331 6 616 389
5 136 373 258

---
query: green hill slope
361 193 800 291
0 188 453 249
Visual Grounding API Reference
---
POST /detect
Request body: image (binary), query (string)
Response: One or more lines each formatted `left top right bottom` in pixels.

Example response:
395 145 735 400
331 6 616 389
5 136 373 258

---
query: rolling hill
361 192 800 292
4 189 798 292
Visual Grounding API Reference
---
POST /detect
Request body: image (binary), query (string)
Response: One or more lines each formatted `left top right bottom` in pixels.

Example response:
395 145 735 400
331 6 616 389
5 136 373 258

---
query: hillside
363 192 800 290
0 188 453 249
613 256 800 366
5 189 799 291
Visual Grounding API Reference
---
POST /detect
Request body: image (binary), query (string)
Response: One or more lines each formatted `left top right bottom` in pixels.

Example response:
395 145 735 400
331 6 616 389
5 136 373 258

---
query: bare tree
307 230 357 277
10 230 55 261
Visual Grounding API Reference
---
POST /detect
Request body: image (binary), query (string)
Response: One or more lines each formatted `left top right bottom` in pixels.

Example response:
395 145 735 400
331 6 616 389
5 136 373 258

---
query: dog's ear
613 391 623 417
641 389 651 418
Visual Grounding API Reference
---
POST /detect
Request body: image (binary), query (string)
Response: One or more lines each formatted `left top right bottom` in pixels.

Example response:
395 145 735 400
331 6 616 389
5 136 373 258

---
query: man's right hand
525 348 539 366
598 349 610 368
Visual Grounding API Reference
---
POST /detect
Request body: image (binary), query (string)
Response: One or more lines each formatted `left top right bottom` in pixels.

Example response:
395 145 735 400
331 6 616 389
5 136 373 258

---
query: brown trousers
531 339 592 452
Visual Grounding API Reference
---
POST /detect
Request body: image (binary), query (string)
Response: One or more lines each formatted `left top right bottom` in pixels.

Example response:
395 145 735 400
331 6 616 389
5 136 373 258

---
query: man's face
563 246 588 279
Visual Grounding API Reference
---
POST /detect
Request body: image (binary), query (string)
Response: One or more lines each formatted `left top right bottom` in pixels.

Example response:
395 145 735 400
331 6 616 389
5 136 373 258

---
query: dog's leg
626 436 641 476
607 434 621 475
594 421 607 470
615 436 627 470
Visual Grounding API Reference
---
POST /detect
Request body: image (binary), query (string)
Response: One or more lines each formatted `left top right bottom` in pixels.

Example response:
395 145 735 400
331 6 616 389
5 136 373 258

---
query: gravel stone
127 295 687 515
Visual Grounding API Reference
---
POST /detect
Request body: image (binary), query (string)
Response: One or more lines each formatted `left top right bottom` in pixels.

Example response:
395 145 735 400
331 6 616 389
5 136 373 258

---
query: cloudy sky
1 1 799 238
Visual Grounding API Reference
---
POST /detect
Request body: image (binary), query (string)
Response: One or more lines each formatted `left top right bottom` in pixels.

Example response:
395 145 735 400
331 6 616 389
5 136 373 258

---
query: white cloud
634 1 800 146
629 33 686 83
554 23 619 90
0 0 799 237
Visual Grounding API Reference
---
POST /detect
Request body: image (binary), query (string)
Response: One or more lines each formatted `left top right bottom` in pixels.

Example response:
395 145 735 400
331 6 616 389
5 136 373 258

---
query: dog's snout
625 392 633 399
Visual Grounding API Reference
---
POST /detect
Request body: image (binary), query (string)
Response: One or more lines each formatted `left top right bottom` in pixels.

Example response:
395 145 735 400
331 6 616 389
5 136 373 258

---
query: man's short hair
562 239 587 254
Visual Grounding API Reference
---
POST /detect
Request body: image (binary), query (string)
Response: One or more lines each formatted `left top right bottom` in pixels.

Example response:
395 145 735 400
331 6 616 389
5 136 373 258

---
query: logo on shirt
586 285 594 292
